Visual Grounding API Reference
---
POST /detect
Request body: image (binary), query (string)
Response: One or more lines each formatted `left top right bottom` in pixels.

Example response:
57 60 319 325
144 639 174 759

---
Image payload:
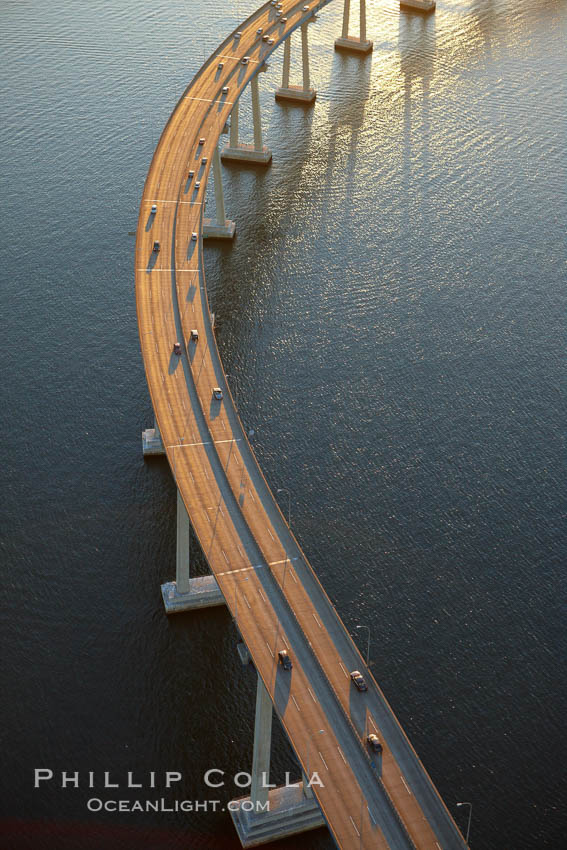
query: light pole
276 487 291 526
276 487 291 590
456 801 472 845
306 728 325 784
234 576 249 622
225 373 238 408
356 624 370 667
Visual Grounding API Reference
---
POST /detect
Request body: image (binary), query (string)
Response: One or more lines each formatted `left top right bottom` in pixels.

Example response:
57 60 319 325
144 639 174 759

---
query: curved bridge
136 2 463 848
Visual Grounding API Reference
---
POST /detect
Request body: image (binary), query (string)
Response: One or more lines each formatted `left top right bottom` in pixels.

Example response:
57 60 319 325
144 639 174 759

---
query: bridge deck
135 2 467 848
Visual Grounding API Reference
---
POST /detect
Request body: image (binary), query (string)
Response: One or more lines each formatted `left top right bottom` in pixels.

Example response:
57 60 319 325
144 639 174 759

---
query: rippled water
1 1 565 848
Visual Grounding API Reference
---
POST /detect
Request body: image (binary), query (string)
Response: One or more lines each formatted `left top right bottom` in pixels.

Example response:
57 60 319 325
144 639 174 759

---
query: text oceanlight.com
86 798 269 813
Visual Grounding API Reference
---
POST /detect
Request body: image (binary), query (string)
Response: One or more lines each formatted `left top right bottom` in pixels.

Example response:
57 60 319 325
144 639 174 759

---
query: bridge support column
203 146 236 239
142 418 165 456
335 0 373 55
229 674 325 847
275 24 316 105
400 0 436 13
161 490 225 613
221 74 272 165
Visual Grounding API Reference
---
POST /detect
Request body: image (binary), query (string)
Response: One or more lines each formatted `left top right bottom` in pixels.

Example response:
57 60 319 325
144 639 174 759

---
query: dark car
153 240 160 253
367 734 382 753
278 650 292 671
173 342 182 356
350 670 368 692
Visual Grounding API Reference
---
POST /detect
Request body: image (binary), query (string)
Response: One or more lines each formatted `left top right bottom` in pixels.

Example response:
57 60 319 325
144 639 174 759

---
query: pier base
221 144 272 165
400 0 436 12
229 783 325 847
275 86 316 105
334 36 373 54
202 218 236 239
161 576 225 613
142 426 164 456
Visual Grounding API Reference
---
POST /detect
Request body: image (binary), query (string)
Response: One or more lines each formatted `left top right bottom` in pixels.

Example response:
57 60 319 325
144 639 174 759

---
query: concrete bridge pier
275 22 316 105
142 418 165 456
222 73 272 165
203 145 236 239
230 673 325 847
161 490 224 613
400 0 436 13
335 0 373 55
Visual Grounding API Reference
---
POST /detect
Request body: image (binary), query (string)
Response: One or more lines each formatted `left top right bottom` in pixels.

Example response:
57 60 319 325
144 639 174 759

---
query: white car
151 203 157 214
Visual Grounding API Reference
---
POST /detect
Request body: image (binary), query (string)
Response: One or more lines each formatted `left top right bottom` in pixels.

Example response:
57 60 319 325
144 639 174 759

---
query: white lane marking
248 489 255 502
266 642 274 658
312 613 322 628
203 467 209 480
281 636 289 648
218 53 262 65
401 776 411 794
289 568 297 583
339 662 349 678
243 593 251 609
183 95 234 104
205 513 211 523
318 751 328 771
349 816 360 837
167 402 173 414
368 716 378 732
146 199 203 205
436 844 442 850
137 267 201 271
258 588 266 602
188 471 195 482
168 438 241 448
307 687 317 704
337 746 346 764
221 550 229 564
291 695 300 712
236 545 243 557
214 557 297 578
218 505 224 516
267 527 274 541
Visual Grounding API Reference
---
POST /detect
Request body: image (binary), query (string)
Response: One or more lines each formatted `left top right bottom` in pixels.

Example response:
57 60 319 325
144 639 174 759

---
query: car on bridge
173 342 182 356
153 241 160 253
350 670 368 692
367 734 382 753
213 387 223 401
278 650 292 671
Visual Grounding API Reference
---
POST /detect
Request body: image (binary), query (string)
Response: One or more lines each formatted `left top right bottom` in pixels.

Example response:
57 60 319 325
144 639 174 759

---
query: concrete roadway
135 2 468 848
